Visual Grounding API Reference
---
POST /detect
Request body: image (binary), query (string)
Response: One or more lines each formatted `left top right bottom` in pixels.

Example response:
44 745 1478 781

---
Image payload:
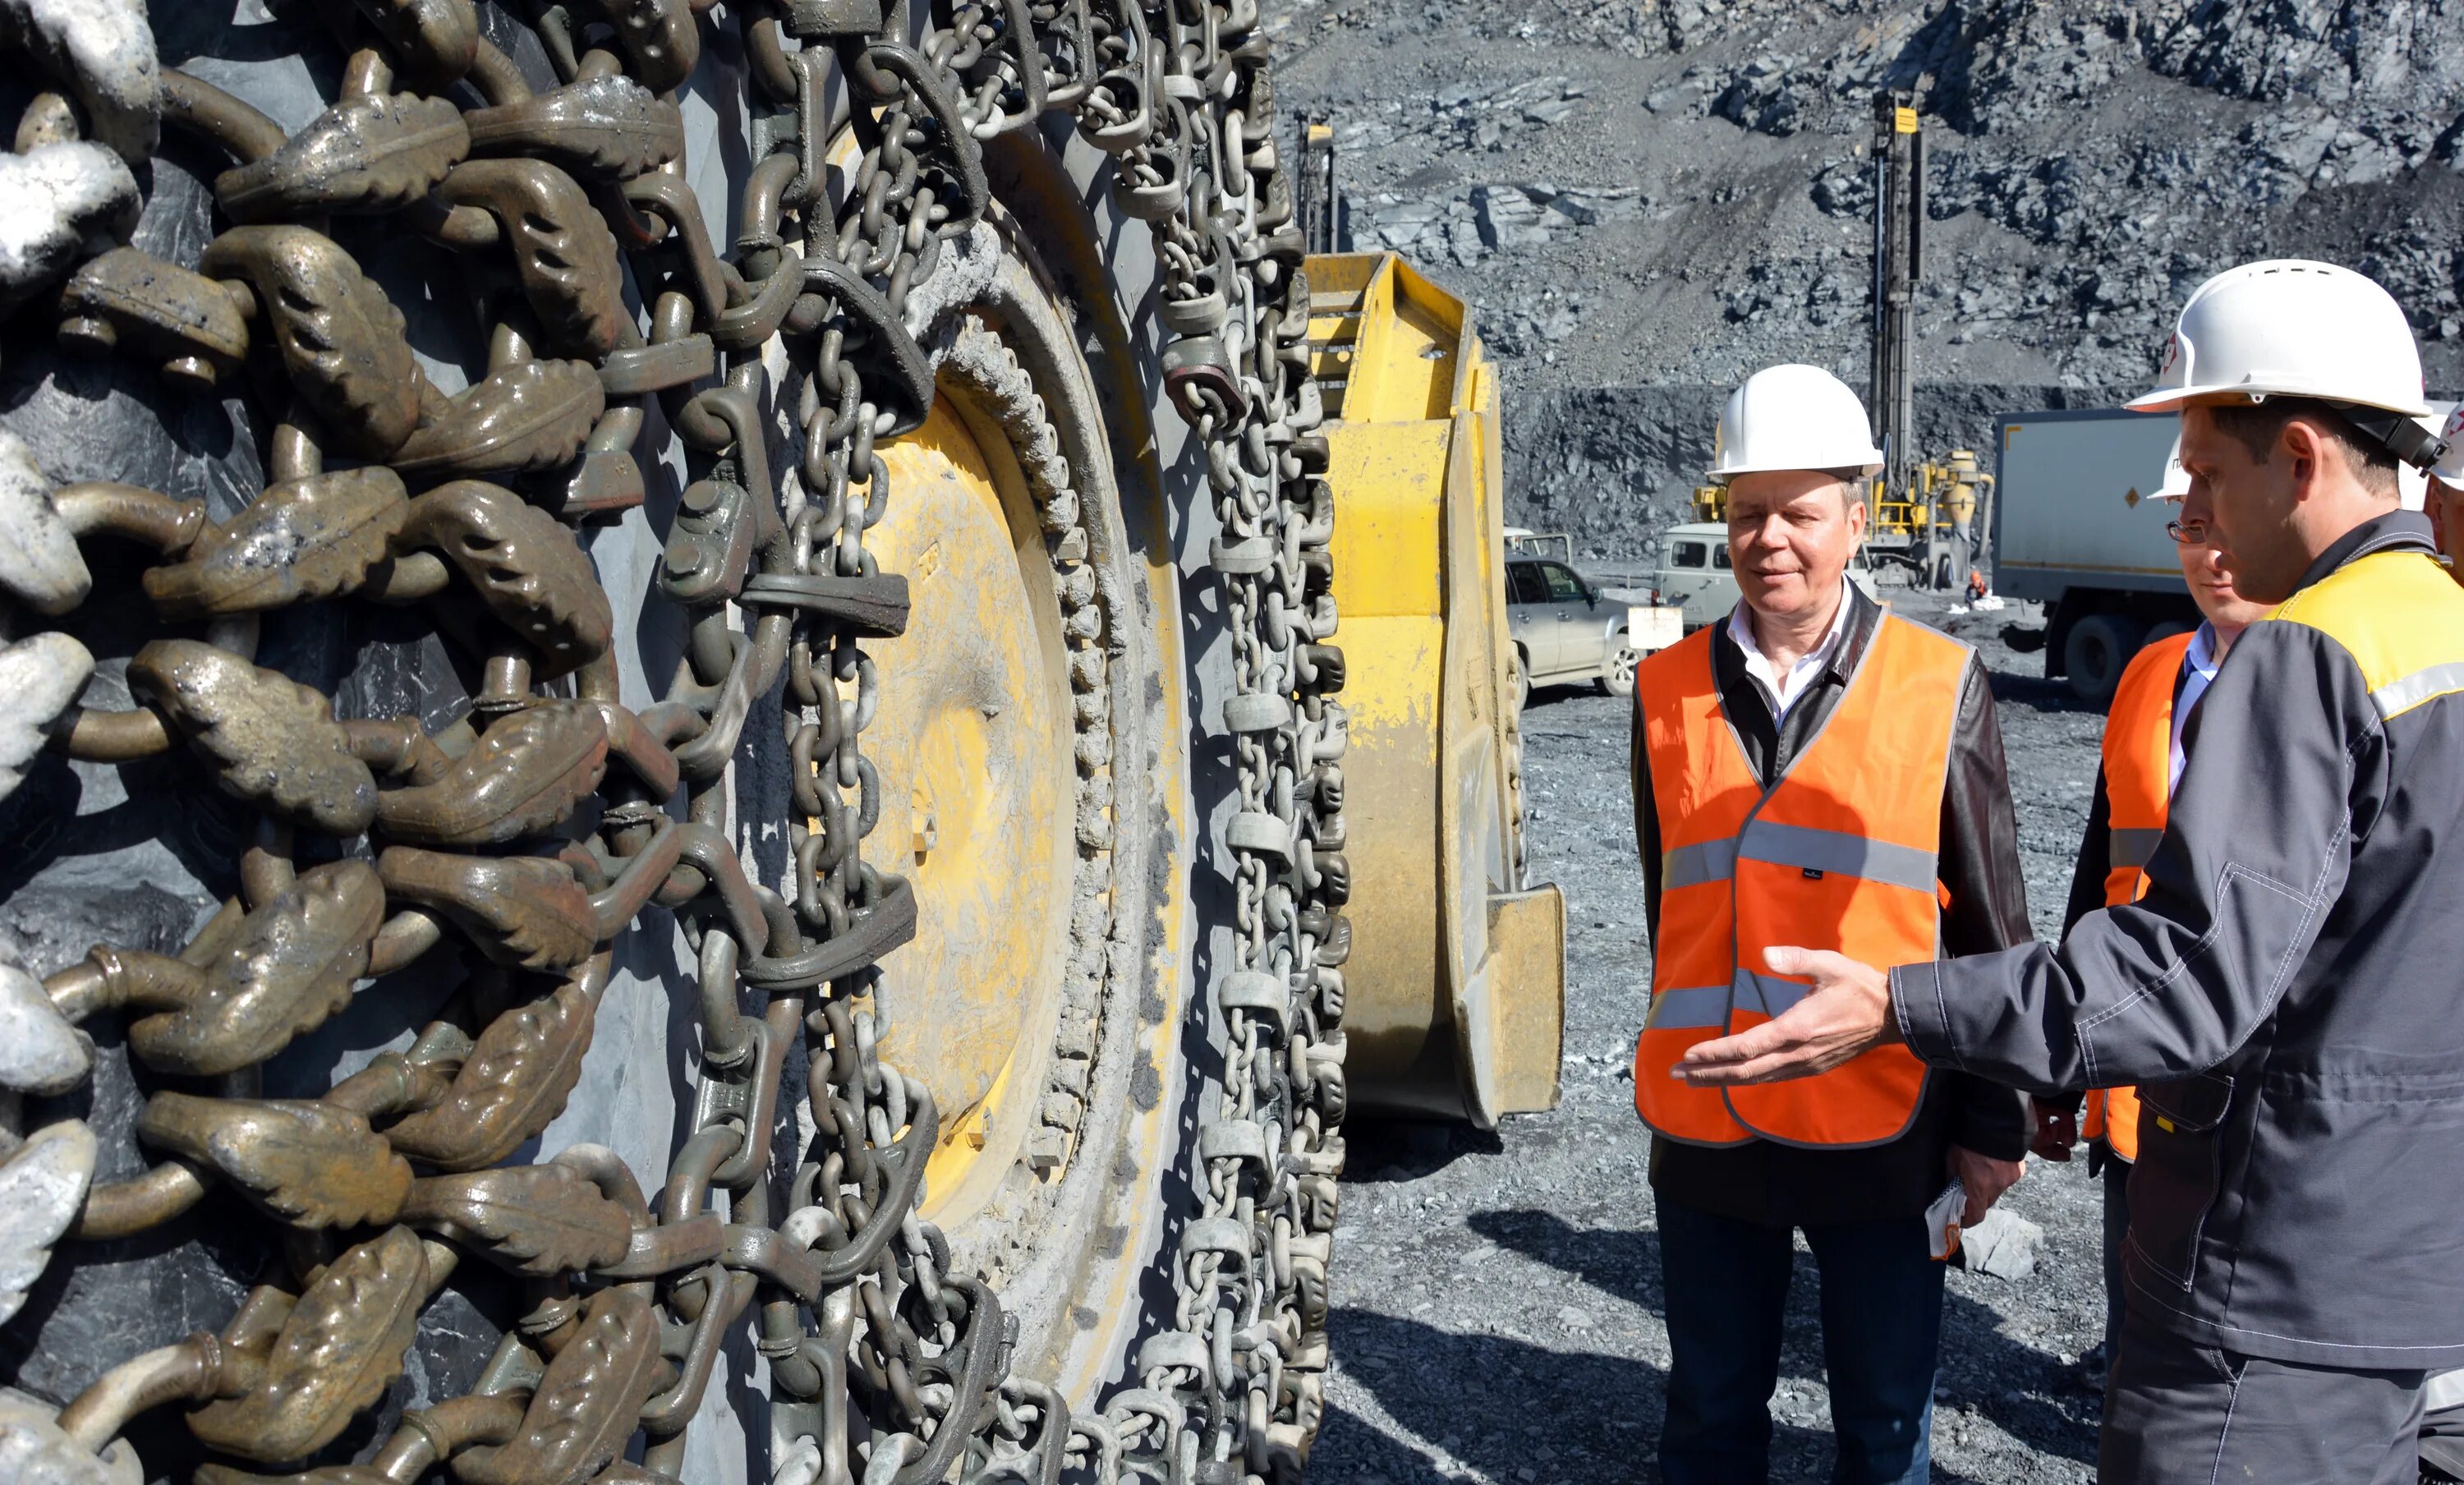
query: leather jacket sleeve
1634 695 1662 943
1938 656 2034 956
1936 655 2032 1160
2065 767 2114 938
2035 769 2114 1123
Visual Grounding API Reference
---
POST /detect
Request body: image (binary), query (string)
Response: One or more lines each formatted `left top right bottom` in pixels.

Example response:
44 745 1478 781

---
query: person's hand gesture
1676 946 1896 1085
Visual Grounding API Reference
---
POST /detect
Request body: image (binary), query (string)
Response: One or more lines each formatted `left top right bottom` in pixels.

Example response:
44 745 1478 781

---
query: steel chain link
0 0 1343 1482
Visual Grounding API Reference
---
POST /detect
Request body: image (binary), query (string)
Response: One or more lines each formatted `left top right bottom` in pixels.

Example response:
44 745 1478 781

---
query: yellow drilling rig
1693 92 1995 591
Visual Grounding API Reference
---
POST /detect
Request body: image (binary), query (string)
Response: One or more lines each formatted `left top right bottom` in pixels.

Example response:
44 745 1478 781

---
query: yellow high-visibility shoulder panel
2266 549 2464 720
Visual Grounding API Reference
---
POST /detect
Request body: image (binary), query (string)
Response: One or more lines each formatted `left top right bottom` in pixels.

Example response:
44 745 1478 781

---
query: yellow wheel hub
860 393 1076 1226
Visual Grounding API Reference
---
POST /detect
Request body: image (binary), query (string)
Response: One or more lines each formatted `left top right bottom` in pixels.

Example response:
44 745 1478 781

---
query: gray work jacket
1893 512 2464 1368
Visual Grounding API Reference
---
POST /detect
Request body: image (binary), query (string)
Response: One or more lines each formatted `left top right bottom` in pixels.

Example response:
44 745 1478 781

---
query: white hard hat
1708 364 1886 483
2129 261 2432 437
2157 435 2191 500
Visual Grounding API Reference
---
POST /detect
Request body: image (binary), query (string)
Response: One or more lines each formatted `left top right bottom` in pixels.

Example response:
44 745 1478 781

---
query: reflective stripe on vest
2081 630 2192 1164
1632 612 1970 1148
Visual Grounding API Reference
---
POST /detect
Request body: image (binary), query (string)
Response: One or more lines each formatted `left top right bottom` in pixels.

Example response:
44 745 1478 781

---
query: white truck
1992 409 2202 701
1994 404 2448 701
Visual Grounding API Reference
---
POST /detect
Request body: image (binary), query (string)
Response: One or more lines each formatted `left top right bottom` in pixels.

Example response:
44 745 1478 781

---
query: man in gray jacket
1670 259 2464 1483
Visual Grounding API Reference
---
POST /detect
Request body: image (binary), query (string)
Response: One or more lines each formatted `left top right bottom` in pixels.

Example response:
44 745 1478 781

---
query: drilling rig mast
1869 90 1921 544
1862 91 1992 589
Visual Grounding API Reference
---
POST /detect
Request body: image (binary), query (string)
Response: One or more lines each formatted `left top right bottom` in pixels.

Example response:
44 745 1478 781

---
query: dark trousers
2101 1308 2426 1484
1657 1199 1943 1485
2100 1152 2131 1368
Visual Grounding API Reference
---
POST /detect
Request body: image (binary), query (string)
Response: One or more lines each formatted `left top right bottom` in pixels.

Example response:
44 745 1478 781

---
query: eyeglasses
2165 517 2210 546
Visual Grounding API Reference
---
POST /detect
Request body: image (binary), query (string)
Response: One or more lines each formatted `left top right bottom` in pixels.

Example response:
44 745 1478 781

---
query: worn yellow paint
1310 252 1565 1125
1326 606 1445 1075
1480 885 1568 1114
1330 255 1463 425
862 393 1074 1225
1326 424 1446 622
972 143 1205 1406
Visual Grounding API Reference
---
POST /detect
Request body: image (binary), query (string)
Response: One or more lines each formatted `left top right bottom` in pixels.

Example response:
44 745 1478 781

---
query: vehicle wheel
862 219 1199 1392
1599 637 1640 698
0 3 1345 1479
2066 614 2149 703
1513 646 1532 713
2144 620 2194 647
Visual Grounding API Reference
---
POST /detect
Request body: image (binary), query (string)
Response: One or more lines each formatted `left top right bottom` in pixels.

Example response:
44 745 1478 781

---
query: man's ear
2279 417 2323 499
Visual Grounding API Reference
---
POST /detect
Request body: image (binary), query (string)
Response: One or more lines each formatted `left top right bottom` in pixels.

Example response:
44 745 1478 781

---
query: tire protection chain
0 1 1345 1483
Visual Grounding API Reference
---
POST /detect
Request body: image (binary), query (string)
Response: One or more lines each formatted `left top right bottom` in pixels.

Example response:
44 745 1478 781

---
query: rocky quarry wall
1271 0 2464 557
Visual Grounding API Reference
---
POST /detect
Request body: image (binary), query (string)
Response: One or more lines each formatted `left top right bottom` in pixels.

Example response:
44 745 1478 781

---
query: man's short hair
2206 396 2401 499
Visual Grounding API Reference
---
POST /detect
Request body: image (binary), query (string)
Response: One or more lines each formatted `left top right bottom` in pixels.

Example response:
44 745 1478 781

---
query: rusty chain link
0 0 1345 1482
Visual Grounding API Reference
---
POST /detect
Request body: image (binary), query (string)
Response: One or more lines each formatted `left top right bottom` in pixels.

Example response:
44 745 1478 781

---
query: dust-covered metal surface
1306 253 1557 1129
0 2 1350 1483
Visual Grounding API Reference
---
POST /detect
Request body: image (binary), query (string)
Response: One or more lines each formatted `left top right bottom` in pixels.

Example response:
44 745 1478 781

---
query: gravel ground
1315 590 2113 1483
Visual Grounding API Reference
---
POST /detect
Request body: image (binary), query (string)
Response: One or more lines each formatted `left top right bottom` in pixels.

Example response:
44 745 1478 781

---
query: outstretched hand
1675 946 1898 1085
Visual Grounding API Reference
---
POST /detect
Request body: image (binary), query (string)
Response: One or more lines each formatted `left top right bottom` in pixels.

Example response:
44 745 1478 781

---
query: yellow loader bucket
1307 253 1566 1127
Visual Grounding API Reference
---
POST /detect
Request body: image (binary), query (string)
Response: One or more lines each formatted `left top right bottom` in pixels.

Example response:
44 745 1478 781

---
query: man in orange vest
2028 439 2266 1386
1630 365 2031 1484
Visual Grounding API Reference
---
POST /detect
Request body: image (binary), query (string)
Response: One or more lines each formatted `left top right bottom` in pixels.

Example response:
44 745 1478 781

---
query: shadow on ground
1322 1208 2094 1483
1977 621 2095 717
1473 1211 2097 1469
1343 1119 1507 1184
1323 1309 1695 1483
1524 682 1608 712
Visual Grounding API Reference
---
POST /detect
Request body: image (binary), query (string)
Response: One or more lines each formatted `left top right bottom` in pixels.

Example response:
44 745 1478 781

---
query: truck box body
1992 409 2184 604
1988 407 2198 701
1990 402 2450 702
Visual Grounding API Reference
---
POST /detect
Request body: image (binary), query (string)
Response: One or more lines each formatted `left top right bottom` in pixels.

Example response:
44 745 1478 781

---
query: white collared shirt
2168 621 2223 792
1726 577 1856 721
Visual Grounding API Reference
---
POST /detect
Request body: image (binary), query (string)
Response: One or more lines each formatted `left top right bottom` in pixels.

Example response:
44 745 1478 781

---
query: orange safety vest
1632 612 1971 1147
2080 630 2195 1164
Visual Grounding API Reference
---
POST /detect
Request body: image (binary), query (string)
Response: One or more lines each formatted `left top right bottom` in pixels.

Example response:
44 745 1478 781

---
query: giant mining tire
0 4 1344 1483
